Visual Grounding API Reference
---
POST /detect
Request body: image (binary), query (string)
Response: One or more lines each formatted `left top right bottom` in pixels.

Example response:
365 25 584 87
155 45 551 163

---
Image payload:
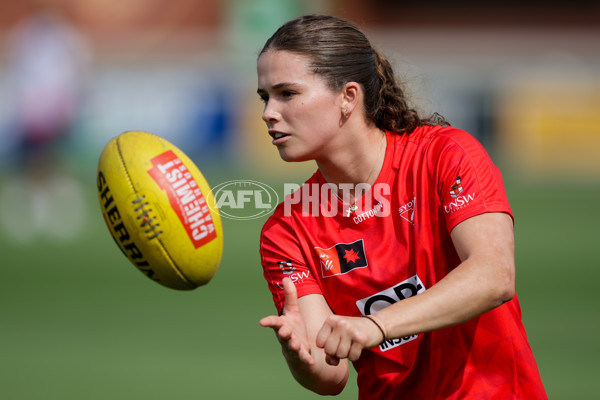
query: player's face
257 50 344 162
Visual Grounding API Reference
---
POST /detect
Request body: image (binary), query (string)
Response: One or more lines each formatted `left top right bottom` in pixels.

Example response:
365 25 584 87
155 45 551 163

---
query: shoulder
398 125 482 149
388 125 485 158
387 125 489 174
401 125 491 165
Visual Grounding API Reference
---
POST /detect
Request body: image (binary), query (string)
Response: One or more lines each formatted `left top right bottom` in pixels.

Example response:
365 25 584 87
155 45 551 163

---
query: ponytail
371 49 450 133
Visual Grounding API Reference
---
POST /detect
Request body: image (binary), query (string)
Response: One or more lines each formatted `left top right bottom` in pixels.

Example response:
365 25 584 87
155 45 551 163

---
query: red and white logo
147 150 217 248
277 260 295 275
314 239 368 278
449 176 463 198
444 176 477 214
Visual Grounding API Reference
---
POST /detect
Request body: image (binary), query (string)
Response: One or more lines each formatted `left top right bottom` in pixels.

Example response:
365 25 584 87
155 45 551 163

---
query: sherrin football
97 131 223 290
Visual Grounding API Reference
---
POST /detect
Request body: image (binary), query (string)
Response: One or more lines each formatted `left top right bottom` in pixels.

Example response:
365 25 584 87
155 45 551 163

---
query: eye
281 90 296 99
258 94 269 104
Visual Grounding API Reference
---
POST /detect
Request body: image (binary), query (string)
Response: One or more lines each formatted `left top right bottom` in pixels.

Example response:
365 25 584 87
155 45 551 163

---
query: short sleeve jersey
260 126 547 399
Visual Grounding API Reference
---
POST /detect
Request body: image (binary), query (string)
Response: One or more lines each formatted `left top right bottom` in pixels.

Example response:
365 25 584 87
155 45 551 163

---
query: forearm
262 288 350 395
375 254 514 340
285 346 349 395
371 213 516 341
290 293 349 395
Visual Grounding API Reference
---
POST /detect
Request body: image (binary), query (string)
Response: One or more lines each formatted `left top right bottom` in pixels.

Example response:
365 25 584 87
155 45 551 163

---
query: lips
269 130 290 145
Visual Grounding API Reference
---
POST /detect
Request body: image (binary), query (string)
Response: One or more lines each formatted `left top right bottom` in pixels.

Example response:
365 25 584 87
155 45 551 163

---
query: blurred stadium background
0 0 598 399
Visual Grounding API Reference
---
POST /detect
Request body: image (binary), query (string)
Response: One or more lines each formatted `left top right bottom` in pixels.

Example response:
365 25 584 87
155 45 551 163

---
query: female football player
257 14 547 399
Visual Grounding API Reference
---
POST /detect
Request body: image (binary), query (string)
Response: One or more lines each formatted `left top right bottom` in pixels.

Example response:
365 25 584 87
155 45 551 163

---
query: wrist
361 315 388 343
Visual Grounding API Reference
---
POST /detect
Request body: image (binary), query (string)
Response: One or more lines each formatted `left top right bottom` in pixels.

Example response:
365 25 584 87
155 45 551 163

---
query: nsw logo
207 180 278 220
314 239 368 278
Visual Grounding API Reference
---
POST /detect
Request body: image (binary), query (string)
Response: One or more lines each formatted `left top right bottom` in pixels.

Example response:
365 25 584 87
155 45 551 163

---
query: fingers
291 340 315 365
316 315 370 364
315 317 333 349
325 354 340 366
348 341 365 362
259 282 316 366
259 315 315 365
259 315 283 330
259 315 292 342
279 325 315 365
281 277 298 311
259 277 299 333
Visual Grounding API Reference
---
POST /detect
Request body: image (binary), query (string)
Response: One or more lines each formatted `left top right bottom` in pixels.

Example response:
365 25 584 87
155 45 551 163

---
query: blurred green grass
0 173 598 399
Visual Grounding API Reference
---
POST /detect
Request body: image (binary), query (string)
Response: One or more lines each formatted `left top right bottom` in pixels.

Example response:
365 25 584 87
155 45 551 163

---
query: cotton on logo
207 180 279 220
356 275 426 352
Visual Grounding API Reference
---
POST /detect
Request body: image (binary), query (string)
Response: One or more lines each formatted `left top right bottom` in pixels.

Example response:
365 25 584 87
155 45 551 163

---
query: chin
277 147 311 163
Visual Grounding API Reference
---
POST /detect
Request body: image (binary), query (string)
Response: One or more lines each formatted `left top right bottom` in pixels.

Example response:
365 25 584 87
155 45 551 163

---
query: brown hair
260 14 448 134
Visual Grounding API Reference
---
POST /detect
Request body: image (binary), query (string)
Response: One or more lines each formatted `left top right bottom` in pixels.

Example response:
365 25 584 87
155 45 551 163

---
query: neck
318 127 386 204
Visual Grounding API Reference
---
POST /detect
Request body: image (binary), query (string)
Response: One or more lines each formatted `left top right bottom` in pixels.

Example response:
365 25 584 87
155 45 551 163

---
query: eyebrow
257 82 302 95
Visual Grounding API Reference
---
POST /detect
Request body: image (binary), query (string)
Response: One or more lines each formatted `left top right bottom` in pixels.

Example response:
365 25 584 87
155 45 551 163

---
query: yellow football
96 131 223 290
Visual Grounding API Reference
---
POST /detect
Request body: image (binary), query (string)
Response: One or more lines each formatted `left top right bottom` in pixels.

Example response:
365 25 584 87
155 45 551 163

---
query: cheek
300 98 338 127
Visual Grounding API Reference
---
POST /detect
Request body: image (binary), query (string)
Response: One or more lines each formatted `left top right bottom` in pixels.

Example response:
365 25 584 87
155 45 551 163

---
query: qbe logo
207 180 279 220
356 275 426 352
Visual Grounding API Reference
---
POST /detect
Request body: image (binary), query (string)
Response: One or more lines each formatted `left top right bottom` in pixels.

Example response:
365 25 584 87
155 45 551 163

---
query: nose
262 101 280 125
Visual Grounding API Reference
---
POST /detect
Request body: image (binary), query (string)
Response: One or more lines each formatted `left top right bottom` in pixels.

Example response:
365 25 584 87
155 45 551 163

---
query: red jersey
260 126 547 399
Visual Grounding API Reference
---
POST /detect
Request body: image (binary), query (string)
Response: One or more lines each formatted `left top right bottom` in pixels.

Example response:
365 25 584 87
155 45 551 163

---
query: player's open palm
260 278 315 366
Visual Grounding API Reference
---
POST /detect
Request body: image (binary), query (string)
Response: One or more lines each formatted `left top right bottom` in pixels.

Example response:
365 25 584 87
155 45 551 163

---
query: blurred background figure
0 1 91 244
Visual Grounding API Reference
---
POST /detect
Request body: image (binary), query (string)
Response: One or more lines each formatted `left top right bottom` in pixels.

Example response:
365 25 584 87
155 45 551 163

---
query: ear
340 81 361 116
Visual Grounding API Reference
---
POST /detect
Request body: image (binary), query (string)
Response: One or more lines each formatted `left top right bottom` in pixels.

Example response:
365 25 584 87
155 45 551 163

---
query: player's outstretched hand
260 277 315 366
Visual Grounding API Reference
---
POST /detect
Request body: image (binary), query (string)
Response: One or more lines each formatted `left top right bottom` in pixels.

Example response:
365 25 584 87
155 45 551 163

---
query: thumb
282 277 299 311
